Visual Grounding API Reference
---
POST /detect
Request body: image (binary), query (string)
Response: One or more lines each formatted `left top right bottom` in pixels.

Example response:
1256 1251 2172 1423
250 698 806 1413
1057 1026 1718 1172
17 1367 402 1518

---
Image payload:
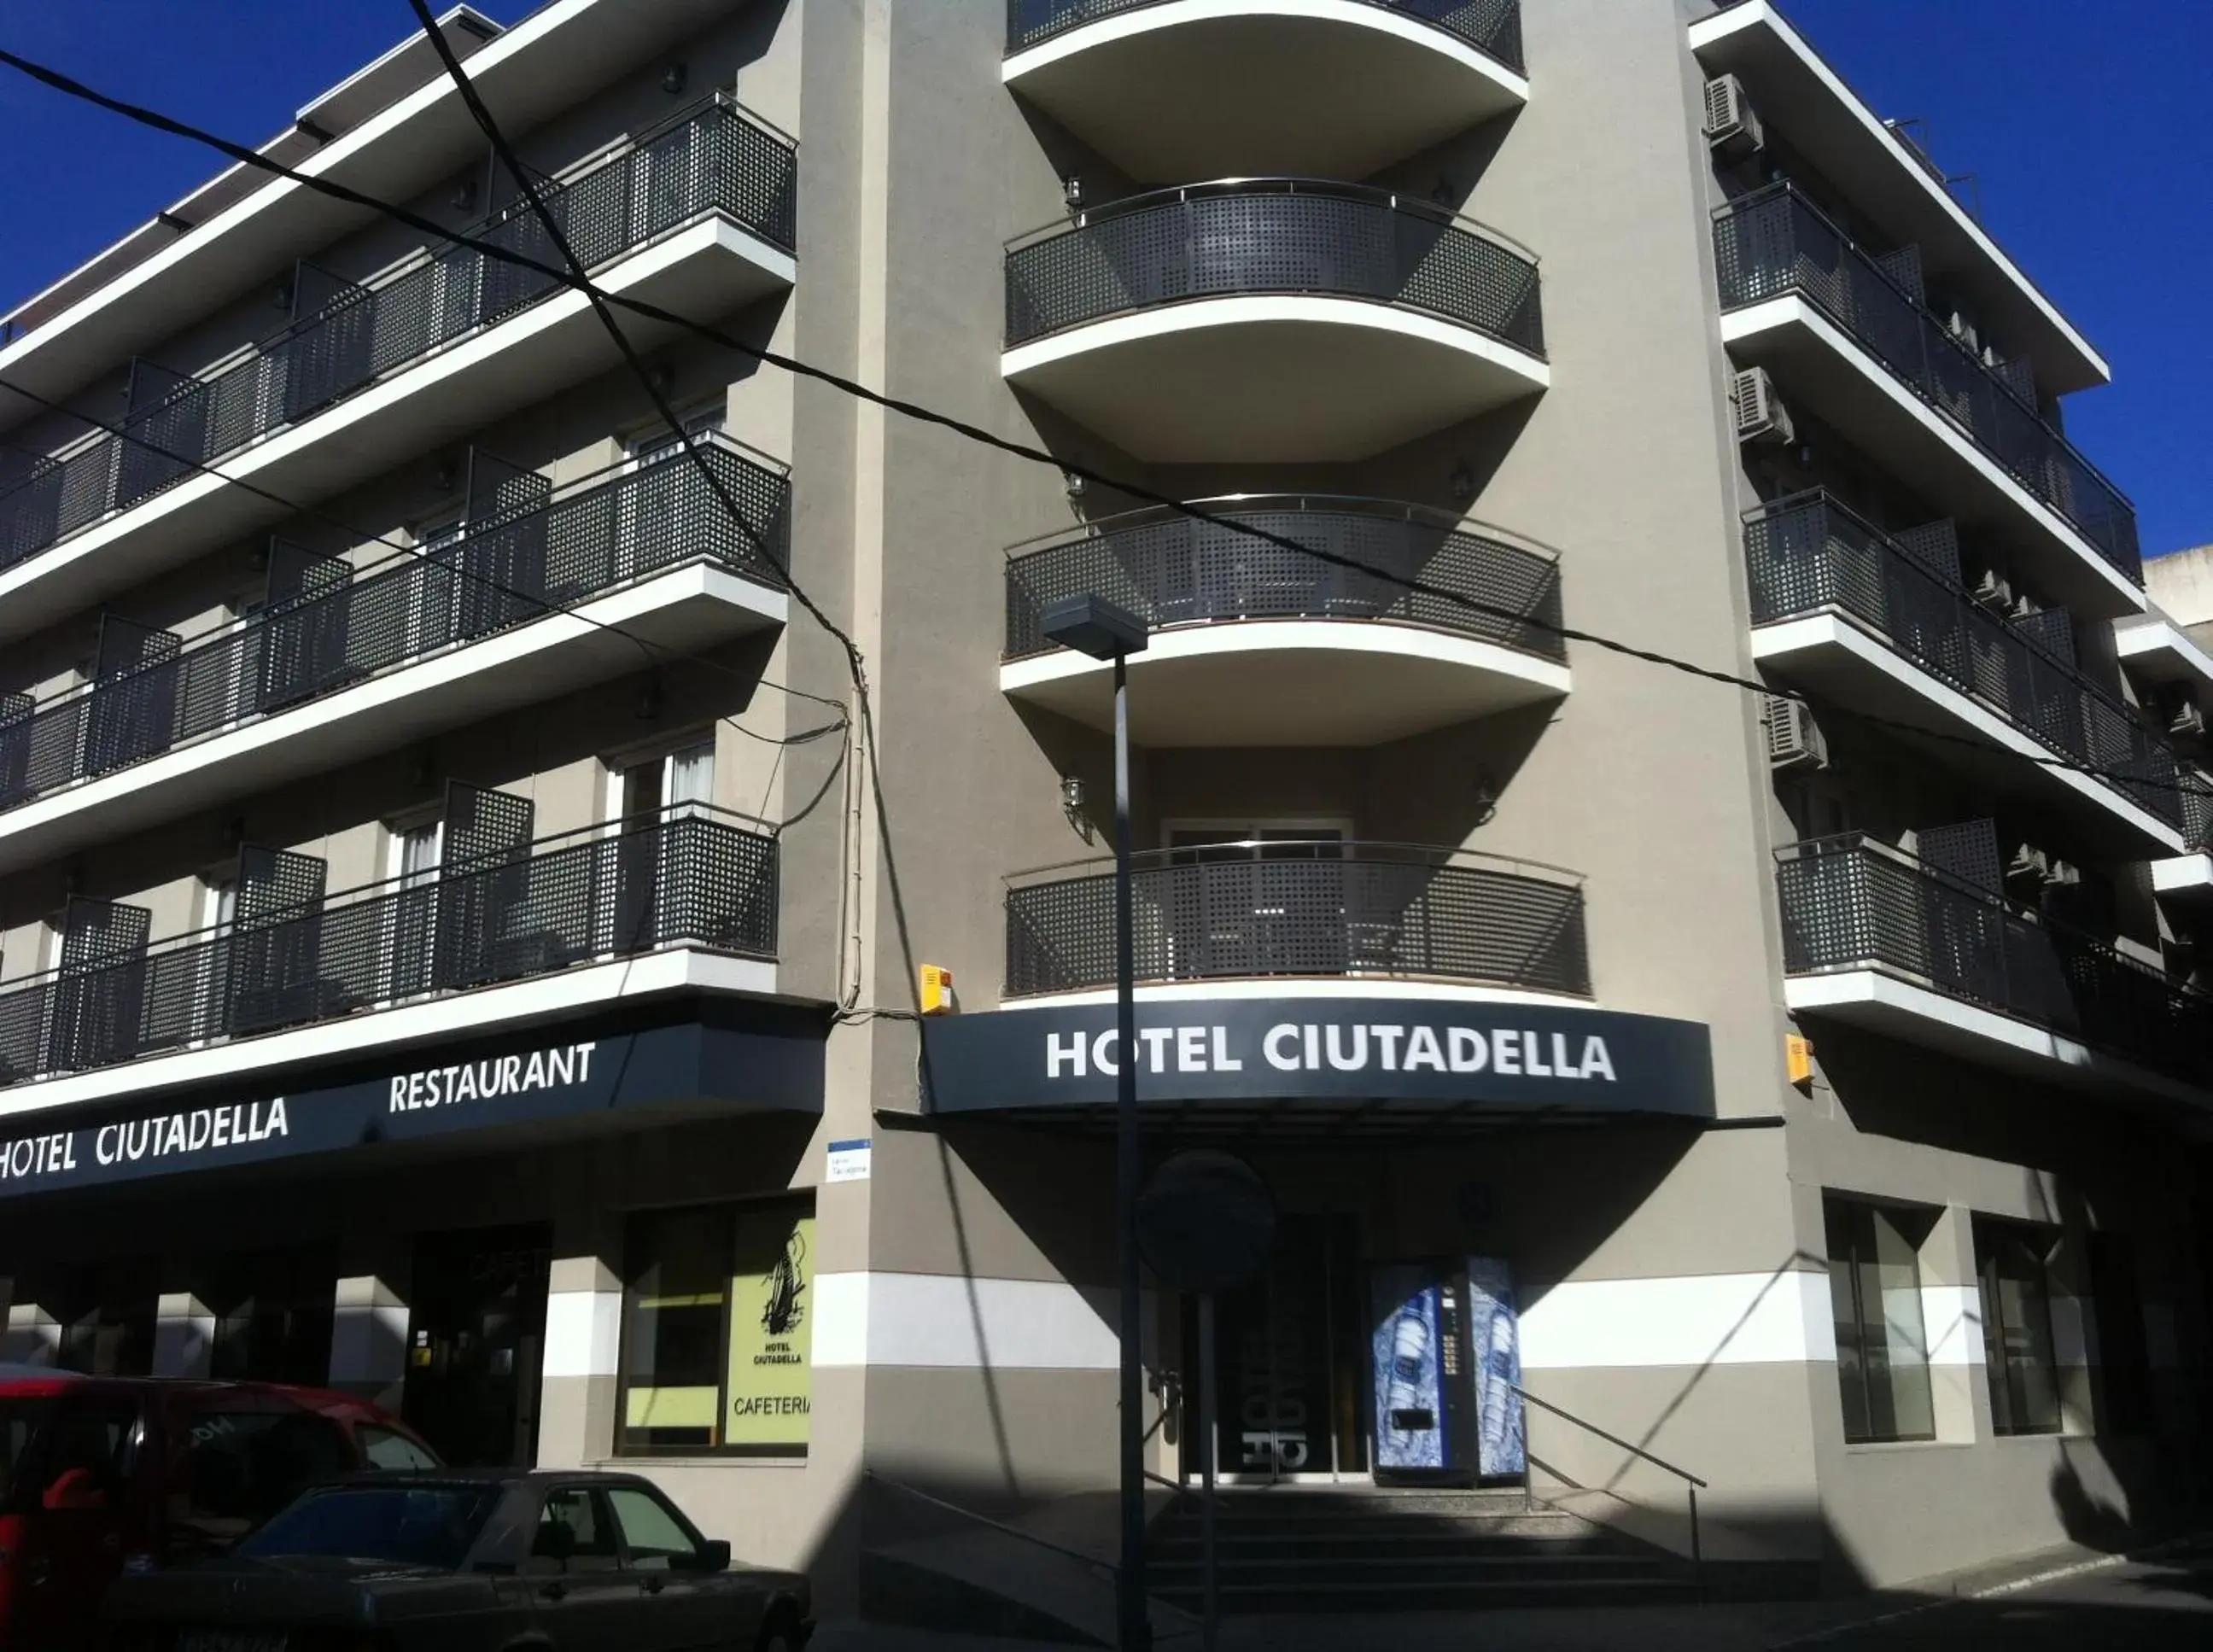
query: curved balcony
1003 180 1546 462
1744 491 2182 857
0 95 796 644
0 805 777 1104
0 435 789 878
1001 496 1566 743
1778 832 2213 1106
1005 840 1587 998
1003 1 1527 180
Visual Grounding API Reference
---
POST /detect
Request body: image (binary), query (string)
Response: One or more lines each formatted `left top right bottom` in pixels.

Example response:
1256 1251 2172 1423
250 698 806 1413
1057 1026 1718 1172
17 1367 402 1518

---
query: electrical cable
0 44 2204 817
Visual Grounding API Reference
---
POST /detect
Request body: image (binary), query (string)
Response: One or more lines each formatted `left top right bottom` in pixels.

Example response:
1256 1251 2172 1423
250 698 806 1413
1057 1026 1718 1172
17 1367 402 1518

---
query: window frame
613 1193 815 1462
1974 1217 2067 1438
1822 1194 1936 1445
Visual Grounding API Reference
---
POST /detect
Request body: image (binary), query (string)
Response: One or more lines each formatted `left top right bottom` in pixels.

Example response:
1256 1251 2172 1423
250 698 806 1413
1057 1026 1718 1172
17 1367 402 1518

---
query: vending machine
1368 1258 1523 1484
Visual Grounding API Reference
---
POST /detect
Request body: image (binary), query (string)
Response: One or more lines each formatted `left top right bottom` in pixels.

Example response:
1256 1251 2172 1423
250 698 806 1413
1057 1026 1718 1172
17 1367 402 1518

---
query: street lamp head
1040 593 1149 661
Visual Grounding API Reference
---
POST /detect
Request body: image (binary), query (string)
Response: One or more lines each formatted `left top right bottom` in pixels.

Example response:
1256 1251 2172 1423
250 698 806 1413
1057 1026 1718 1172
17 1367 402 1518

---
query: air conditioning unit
1704 76 1765 158
1764 694 1828 772
1733 368 1795 447
2005 844 2052 886
2045 859 2082 889
2170 692 2206 738
2007 593 2040 621
1971 569 2013 614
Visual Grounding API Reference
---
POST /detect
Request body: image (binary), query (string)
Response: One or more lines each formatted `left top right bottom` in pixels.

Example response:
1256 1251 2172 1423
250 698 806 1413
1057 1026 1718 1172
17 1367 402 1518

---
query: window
0 1398 138 1515
618 1196 815 1456
1824 1197 1935 1444
356 1425 440 1473
1975 1218 2064 1436
534 1486 622 1571
204 1247 336 1385
239 1482 499 1568
385 816 443 1000
615 738 716 826
605 1484 704 1570
166 1407 354 1551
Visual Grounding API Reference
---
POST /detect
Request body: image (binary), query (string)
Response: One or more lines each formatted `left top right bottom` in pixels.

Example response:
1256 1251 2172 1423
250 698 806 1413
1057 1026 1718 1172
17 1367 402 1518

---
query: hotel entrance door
400 1223 551 1466
1200 1215 1367 1480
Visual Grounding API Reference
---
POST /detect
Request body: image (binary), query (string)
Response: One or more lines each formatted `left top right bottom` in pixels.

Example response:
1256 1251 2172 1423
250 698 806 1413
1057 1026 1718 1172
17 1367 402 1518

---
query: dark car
104 1468 813 1651
0 1370 440 1649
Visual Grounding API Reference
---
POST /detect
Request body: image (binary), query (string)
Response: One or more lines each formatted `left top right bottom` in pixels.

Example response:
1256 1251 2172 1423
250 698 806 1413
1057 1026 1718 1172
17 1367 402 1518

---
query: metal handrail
865 1470 1120 1581
1509 1381 1706 1578
1009 175 1539 261
1005 838 1585 888
1002 493 1562 559
1005 0 1527 75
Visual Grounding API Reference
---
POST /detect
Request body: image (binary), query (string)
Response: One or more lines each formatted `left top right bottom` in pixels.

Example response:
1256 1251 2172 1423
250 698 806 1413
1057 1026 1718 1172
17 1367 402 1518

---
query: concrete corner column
3 1298 61 1366
154 1292 216 1378
1919 1205 1985 1444
330 1275 410 1410
537 1252 623 1468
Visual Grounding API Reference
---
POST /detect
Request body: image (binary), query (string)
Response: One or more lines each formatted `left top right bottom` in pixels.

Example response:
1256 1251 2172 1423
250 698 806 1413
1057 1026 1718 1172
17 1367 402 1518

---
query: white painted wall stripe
542 1288 622 1379
812 1273 1122 1371
1920 1284 1986 1368
1519 1271 1836 1370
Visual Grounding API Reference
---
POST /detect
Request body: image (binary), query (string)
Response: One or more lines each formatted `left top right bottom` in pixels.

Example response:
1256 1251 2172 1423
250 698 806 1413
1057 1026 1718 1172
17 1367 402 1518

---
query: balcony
1688 2 2106 395
0 435 789 878
1745 492 2182 857
1004 179 1545 462
1002 0 1527 179
1004 840 1587 998
1714 184 2140 617
0 95 797 644
1777 832 2213 1106
1001 495 1566 743
0 805 777 1109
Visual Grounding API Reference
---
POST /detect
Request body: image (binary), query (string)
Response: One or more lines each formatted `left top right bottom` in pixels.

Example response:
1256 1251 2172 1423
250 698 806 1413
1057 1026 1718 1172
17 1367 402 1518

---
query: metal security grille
0 94 797 576
1006 180 1544 354
1776 834 2213 1088
1005 842 1587 995
1005 0 1525 72
0 433 788 814
1005 496 1562 660
1743 492 2180 826
1714 184 2139 581
0 808 777 1086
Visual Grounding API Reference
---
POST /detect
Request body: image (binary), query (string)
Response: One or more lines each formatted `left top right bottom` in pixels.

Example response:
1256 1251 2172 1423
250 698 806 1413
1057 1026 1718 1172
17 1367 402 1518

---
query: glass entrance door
400 1223 551 1467
1198 1214 1366 1481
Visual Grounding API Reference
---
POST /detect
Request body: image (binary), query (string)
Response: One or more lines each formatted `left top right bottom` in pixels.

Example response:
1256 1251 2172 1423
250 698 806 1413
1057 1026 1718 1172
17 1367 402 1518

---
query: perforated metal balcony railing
1005 0 1527 73
1005 840 1588 996
0 435 788 814
0 94 796 575
1777 832 2213 1089
1004 495 1562 662
0 804 777 1085
1005 178 1544 353
1744 491 2180 826
1714 184 2139 581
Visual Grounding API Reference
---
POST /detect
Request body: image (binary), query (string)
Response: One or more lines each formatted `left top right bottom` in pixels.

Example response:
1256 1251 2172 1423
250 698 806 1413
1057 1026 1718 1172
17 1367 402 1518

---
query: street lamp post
1040 593 1151 1651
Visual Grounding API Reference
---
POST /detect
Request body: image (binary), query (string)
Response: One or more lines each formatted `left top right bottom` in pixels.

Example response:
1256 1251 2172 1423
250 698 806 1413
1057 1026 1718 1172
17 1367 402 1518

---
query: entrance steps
1146 1486 1702 1614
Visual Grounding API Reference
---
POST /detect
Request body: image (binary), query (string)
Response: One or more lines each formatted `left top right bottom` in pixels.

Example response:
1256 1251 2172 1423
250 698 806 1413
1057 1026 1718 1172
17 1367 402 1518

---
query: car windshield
236 1483 501 1568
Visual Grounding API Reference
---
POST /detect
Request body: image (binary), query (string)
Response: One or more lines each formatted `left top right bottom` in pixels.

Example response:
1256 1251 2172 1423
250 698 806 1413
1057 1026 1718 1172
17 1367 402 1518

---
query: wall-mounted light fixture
663 62 690 95
1449 459 1476 503
1061 172 1085 213
1061 773 1093 843
1063 467 1087 501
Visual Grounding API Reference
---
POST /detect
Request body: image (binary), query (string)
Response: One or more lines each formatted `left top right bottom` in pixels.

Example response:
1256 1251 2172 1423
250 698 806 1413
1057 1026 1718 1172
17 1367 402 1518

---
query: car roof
321 1468 663 1490
0 1373 419 1427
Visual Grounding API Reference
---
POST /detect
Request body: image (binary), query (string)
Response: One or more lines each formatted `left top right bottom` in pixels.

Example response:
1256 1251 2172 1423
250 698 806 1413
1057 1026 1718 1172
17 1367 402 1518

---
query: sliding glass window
1825 1196 1935 1444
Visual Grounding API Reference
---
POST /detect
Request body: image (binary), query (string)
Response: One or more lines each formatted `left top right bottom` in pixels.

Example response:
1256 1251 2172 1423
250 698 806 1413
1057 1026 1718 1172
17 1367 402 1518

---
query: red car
0 1367 440 1649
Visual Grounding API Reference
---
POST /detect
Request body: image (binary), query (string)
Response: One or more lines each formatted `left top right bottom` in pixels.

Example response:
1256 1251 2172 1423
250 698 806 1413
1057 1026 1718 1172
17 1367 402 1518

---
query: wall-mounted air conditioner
1734 368 1794 447
1704 76 1765 159
1764 694 1827 772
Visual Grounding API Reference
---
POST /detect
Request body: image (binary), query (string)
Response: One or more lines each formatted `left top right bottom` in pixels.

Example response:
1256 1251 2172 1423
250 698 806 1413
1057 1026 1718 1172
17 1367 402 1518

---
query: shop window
1824 1196 1936 1444
618 1196 815 1456
2088 1233 2155 1437
1975 1218 2064 1436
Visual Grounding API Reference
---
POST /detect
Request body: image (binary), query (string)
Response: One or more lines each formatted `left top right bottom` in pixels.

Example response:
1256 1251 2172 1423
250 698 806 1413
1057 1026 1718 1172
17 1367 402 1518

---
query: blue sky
0 1 2206 553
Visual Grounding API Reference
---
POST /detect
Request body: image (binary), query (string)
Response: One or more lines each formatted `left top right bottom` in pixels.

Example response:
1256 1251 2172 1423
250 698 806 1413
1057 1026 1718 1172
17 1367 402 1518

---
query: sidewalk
813 1529 2213 1652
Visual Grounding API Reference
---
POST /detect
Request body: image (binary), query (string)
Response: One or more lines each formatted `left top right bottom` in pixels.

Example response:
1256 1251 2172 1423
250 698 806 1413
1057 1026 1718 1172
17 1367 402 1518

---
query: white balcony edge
2152 856 2213 898
1001 979 1592 1011
0 563 787 863
1003 0 1530 102
999 619 1571 698
1749 613 2184 854
0 216 793 616
1721 297 2142 616
1689 0 2107 384
1783 969 2207 1112
2116 616 2213 697
0 0 628 384
0 948 777 1126
1002 293 1550 390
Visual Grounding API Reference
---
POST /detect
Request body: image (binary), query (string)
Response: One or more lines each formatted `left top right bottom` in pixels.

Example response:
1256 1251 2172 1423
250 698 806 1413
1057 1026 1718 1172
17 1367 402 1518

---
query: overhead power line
0 44 2204 817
